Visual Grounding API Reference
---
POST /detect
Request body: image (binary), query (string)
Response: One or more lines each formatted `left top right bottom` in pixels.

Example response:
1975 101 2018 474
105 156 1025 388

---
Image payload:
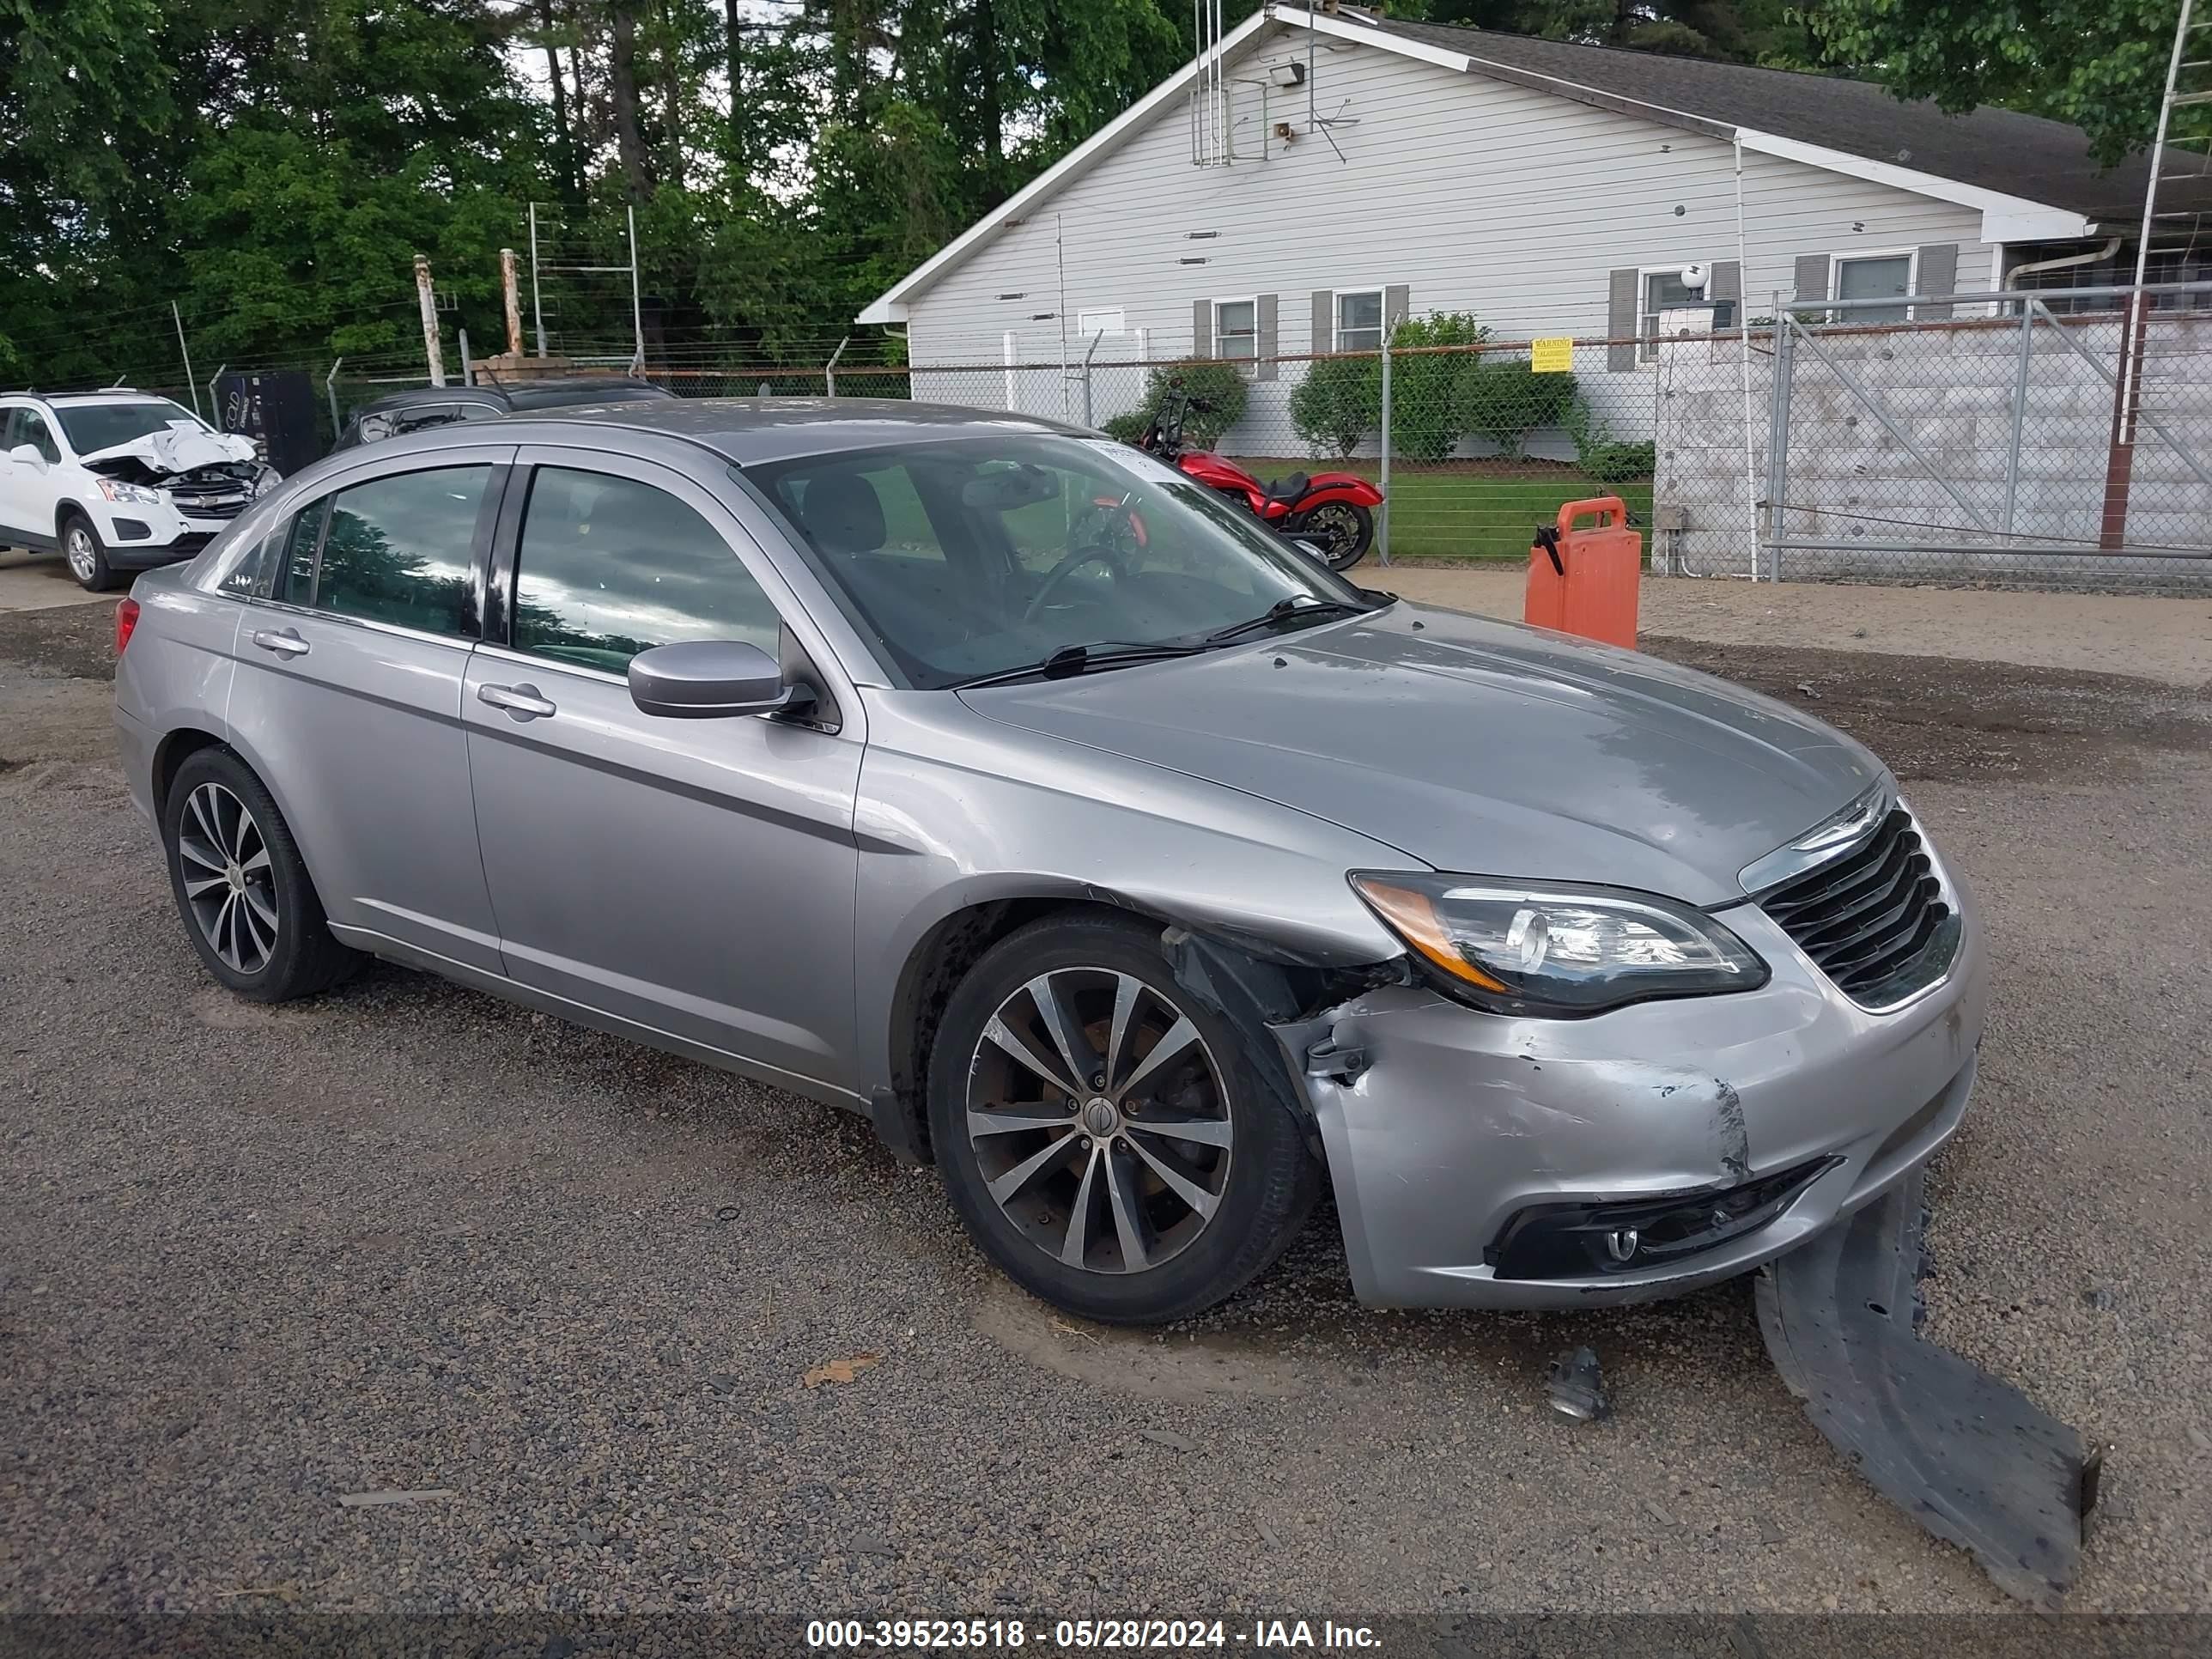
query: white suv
0 392 274 591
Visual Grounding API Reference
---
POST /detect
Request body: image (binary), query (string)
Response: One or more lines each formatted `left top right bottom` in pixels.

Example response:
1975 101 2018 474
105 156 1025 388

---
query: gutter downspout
2008 235 2122 290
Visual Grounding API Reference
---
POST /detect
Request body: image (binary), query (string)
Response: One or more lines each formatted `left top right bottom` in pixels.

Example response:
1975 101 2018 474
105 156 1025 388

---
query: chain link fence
1753 283 2212 590
177 285 2212 593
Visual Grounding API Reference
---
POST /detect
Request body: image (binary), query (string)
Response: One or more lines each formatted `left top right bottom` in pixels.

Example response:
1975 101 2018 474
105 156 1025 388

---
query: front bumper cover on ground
1758 1164 2097 1608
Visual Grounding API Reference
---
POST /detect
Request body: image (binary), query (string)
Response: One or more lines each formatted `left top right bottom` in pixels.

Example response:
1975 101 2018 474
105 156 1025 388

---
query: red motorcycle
1136 392 1383 571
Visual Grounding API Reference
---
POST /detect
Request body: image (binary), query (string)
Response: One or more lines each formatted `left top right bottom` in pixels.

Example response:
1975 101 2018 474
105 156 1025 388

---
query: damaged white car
0 391 276 590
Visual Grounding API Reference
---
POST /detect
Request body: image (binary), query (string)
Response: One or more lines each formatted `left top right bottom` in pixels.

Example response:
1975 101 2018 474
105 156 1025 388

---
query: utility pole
172 302 201 418
627 204 645 373
415 253 447 386
528 204 548 356
501 247 525 357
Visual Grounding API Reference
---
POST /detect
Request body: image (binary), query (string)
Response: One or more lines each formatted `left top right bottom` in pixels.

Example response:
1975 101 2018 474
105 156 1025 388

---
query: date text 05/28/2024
805 1620 1382 1650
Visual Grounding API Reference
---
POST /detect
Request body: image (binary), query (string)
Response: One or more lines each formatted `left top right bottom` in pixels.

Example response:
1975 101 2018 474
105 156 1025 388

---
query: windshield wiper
1203 594 1373 647
951 641 1206 690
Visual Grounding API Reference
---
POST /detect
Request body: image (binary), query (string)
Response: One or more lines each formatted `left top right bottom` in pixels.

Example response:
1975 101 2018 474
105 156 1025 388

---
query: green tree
1804 0 2185 166
1408 0 1821 64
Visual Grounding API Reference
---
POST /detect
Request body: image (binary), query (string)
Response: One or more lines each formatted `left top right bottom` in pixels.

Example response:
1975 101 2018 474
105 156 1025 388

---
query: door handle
477 681 557 720
251 628 309 658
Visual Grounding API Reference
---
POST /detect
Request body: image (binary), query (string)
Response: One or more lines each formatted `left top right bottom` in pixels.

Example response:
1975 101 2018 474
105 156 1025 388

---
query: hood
957 603 1884 907
80 422 257 477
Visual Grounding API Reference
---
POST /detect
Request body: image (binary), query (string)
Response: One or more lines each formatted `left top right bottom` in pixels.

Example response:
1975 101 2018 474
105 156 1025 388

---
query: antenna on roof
1190 0 1231 166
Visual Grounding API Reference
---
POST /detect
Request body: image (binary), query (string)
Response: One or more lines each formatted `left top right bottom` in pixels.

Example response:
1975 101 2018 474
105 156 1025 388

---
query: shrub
1562 392 1656 483
1457 358 1577 459
1142 359 1249 449
1386 312 1488 463
1100 410 1149 444
1288 355 1379 457
1584 440 1656 484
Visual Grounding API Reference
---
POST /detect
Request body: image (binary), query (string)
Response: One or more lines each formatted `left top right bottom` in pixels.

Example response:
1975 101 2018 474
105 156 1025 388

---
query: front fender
849 688 1410 1097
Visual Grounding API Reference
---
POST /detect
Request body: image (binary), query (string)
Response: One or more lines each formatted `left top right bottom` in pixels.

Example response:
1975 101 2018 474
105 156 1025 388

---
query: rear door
0 407 59 542
461 447 864 1094
225 448 512 972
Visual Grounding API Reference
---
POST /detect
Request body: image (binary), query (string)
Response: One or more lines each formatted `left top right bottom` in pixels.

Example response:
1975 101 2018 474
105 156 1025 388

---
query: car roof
488 397 1094 467
1 390 185 405
498 377 676 408
350 385 512 416
347 378 677 421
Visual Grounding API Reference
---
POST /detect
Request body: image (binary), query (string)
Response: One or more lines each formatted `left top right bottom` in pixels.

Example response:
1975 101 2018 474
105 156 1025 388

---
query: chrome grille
164 476 252 520
1759 807 1958 1008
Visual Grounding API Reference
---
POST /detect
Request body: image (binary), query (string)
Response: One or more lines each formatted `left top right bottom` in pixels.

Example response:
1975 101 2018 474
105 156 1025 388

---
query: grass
1229 457 1655 562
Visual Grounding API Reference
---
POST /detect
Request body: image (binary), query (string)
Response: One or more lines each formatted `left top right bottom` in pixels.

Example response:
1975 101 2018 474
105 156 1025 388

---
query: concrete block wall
1656 312 2212 586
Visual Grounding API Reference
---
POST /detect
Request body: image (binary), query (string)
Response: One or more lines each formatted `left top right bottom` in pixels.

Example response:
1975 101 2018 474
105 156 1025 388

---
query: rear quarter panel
113 568 242 823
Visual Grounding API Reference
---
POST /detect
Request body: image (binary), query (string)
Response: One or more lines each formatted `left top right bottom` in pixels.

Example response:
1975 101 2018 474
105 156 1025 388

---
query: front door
224 453 509 972
461 451 864 1095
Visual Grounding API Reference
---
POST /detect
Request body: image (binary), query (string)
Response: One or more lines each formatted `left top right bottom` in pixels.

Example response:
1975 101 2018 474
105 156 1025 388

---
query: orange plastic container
1524 495 1642 649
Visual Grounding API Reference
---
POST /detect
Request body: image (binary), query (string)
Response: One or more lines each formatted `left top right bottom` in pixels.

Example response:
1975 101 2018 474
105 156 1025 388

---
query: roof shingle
1365 15 2207 222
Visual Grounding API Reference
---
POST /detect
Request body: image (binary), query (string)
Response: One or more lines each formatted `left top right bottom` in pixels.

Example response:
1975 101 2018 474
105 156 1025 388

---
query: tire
928 912 1318 1324
161 747 361 1002
60 510 120 592
1286 501 1373 572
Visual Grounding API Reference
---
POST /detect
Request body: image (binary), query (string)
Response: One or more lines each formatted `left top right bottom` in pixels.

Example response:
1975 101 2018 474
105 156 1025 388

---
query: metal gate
1762 282 2212 587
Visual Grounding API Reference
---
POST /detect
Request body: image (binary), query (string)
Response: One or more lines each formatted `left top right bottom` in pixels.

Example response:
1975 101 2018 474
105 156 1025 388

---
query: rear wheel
928 912 1317 1324
61 511 119 592
1286 501 1373 571
161 747 361 1001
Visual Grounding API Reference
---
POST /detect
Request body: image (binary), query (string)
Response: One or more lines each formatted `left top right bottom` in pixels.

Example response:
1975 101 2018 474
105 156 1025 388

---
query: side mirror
628 639 801 720
8 444 46 471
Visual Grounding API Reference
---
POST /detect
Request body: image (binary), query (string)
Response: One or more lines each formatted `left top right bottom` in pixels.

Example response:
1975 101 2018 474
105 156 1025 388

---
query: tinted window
51 400 202 453
313 466 490 637
17 410 60 465
392 404 485 434
277 499 329 603
511 468 778 673
219 532 272 598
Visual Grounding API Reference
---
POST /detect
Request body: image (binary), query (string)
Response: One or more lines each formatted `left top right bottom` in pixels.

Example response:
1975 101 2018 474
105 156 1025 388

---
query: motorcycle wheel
1285 502 1373 572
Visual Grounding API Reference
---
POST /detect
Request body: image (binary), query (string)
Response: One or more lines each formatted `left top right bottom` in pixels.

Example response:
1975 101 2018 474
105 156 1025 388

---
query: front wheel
61 511 119 592
928 913 1318 1324
1285 501 1374 572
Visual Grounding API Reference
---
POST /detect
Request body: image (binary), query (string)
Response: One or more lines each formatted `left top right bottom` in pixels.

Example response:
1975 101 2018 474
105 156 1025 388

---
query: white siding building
860 5 2160 449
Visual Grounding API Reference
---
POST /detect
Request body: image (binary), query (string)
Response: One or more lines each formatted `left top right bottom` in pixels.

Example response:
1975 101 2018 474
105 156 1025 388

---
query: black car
331 377 679 450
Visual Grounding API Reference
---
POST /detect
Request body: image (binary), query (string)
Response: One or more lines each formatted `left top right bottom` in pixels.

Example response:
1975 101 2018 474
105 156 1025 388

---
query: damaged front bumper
1273 897 1986 1310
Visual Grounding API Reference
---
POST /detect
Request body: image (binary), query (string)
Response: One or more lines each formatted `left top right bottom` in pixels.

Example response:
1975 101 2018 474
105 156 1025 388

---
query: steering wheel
1021 544 1127 625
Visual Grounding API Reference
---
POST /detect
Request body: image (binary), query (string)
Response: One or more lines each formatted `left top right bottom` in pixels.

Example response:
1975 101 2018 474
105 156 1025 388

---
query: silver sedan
111 401 1984 1324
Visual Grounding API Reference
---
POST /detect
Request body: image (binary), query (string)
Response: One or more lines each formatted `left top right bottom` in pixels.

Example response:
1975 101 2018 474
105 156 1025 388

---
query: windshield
749 434 1368 689
54 400 206 454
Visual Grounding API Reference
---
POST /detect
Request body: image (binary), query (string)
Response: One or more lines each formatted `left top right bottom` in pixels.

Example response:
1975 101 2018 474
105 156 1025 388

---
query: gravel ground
1376 568 2212 690
3 599 2209 1623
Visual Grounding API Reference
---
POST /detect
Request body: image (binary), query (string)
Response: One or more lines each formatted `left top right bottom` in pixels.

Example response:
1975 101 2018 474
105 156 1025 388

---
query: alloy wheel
965 967 1231 1275
1297 502 1364 566
65 526 97 583
177 781 279 975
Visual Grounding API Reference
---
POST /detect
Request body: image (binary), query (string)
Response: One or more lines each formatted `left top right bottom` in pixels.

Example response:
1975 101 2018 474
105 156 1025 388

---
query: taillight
115 597 140 654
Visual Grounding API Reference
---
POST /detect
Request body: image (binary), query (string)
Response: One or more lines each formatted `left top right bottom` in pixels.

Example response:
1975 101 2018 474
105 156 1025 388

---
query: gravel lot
3 596 2209 1621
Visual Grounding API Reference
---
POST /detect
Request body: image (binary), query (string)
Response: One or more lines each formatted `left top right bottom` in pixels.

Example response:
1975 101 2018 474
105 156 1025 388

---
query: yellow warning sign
1530 337 1573 374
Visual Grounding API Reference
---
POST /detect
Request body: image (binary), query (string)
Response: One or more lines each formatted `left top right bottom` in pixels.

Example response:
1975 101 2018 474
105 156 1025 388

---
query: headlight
1350 873 1767 1016
250 464 281 497
96 479 164 507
